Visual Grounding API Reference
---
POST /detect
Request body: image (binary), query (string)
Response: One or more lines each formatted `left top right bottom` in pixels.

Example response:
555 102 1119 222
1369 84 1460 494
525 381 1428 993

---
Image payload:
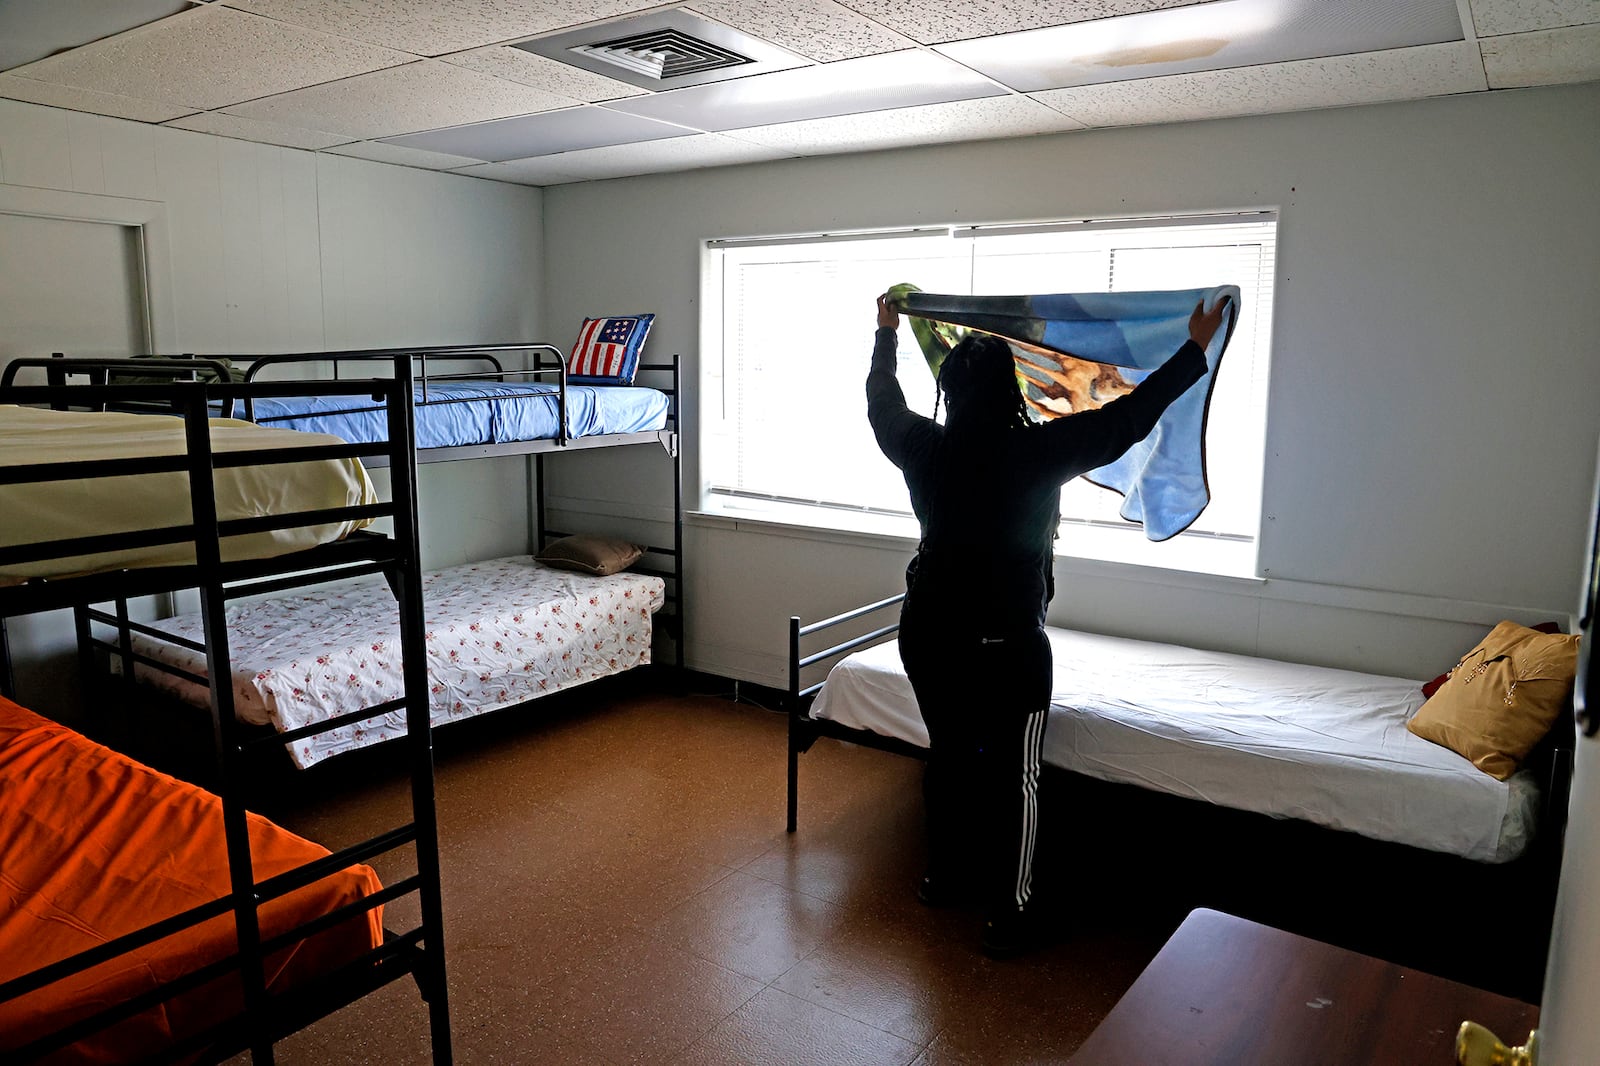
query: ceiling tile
322 139 487 170
0 0 195 73
1032 41 1487 127
383 105 697 161
838 0 1205 46
936 0 1465 93
686 0 911 61
441 46 646 101
1480 23 1600 87
222 0 658 56
603 49 1006 132
0 75 195 122
223 60 573 139
725 94 1087 154
458 133 794 185
164 110 350 148
1469 0 1600 37
8 5 411 111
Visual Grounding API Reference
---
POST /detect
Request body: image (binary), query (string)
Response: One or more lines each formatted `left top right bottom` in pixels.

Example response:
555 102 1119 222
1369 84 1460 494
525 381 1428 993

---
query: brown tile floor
234 677 1177 1065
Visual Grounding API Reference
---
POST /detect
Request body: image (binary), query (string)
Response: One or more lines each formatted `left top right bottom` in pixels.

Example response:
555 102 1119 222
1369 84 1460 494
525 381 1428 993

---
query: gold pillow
1407 620 1579 780
535 535 644 576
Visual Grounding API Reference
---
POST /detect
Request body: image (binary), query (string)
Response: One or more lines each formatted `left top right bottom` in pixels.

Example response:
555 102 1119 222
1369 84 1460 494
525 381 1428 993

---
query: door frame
0 185 175 353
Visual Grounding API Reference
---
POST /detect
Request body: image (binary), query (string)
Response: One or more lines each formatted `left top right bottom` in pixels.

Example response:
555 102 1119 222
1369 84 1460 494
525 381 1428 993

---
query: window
701 212 1276 578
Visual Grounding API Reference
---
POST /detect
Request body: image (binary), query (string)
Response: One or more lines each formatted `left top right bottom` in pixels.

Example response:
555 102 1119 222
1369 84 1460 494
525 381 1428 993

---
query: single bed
787 592 1574 866
0 694 384 1062
126 556 666 769
808 627 1540 863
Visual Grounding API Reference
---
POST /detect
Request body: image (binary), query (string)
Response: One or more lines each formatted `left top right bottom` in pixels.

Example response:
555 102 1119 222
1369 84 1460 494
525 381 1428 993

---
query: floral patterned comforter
131 557 665 768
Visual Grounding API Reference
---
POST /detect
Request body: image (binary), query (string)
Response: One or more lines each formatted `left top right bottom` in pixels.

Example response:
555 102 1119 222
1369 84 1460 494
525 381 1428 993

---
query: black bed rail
236 343 570 444
0 360 454 1065
785 593 915 832
2 356 241 415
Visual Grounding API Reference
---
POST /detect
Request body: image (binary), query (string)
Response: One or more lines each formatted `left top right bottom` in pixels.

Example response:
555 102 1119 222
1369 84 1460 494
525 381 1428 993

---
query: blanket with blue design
889 285 1240 541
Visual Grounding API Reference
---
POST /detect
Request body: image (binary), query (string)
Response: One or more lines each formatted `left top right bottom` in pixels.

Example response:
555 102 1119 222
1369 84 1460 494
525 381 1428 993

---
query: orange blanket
0 696 383 1063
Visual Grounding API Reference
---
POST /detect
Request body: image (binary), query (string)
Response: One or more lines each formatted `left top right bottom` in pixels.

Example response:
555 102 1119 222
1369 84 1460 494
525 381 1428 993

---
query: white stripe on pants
1012 707 1047 910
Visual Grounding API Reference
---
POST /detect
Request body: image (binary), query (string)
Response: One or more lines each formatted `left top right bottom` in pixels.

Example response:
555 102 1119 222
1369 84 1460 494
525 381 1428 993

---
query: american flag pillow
567 314 654 385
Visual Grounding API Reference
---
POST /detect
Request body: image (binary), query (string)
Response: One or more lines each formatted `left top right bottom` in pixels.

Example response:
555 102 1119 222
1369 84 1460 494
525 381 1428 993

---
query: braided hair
936 332 1030 432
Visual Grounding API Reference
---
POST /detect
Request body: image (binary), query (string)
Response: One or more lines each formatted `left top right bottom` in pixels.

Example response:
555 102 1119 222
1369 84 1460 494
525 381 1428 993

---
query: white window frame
698 210 1277 580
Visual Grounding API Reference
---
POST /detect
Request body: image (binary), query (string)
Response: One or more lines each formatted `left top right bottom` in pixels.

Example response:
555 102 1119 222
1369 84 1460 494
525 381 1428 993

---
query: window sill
691 497 1263 585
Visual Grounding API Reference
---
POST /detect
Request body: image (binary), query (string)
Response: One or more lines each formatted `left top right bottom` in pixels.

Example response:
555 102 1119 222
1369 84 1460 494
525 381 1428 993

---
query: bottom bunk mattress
131 556 666 769
0 695 383 1062
808 628 1541 864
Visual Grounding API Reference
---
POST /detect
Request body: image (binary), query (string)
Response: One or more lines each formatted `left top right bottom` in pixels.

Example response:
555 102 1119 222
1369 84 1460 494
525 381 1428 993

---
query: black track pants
898 618 1051 915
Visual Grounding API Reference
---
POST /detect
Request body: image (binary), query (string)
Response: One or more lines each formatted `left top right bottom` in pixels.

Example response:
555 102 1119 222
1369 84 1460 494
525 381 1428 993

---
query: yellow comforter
0 405 378 583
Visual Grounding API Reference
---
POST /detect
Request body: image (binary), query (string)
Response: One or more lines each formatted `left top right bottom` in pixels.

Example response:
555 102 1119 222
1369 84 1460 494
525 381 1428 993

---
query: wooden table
1069 908 1539 1065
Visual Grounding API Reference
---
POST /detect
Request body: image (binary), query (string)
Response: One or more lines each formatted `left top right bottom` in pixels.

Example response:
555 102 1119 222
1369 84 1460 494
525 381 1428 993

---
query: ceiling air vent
572 29 752 81
514 9 809 91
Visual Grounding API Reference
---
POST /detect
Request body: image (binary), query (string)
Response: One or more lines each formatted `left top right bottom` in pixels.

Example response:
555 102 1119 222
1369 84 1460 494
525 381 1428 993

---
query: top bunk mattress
246 382 670 449
0 695 383 1062
809 628 1540 864
0 405 377 583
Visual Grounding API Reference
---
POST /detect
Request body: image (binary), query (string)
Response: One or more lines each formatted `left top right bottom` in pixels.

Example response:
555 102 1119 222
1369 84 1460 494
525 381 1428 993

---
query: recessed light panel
604 49 1007 132
515 9 810 91
382 106 698 162
936 0 1464 92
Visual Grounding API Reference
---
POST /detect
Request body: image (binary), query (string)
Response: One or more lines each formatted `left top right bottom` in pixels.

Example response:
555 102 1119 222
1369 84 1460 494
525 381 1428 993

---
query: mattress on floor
808 628 1540 864
246 381 670 449
0 695 383 1062
0 405 376 584
131 556 667 769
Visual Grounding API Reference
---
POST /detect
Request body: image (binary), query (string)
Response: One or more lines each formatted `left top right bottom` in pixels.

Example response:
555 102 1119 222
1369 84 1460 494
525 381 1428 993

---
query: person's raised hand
877 293 900 331
1188 295 1231 350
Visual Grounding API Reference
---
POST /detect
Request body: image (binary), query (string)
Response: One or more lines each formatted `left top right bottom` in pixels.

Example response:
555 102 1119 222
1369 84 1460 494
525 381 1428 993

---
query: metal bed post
0 618 13 699
382 354 455 1066
672 354 685 673
180 388 274 1065
787 614 802 833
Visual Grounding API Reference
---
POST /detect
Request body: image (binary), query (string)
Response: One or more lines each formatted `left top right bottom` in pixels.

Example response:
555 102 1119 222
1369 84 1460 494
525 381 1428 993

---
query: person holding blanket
866 290 1231 957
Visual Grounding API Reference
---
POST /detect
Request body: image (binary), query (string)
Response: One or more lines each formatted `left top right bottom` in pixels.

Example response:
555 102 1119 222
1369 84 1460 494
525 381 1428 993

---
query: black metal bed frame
65 343 687 674
784 591 1577 854
786 593 917 833
783 592 1576 1001
0 361 453 1064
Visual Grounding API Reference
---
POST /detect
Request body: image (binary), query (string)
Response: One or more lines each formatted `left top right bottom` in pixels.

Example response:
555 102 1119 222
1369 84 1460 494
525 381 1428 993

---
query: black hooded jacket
866 327 1206 631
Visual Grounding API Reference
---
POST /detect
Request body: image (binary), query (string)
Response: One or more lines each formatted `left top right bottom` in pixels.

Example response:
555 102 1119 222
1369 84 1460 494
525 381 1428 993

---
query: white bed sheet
131 557 664 769
808 628 1539 863
1 406 376 583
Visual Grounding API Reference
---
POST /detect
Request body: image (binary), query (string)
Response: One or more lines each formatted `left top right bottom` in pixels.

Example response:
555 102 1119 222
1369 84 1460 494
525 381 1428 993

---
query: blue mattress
245 382 670 449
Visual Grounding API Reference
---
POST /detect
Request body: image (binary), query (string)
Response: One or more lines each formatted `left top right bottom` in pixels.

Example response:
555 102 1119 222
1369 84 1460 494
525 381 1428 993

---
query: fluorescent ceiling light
604 49 1007 133
936 0 1462 92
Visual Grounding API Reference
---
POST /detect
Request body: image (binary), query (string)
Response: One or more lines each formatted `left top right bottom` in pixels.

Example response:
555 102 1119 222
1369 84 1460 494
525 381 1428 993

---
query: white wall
540 82 1600 687
0 98 546 717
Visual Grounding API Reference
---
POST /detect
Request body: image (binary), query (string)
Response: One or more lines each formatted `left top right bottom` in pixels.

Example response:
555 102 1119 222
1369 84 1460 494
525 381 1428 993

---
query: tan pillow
535 535 644 576
1407 620 1579 780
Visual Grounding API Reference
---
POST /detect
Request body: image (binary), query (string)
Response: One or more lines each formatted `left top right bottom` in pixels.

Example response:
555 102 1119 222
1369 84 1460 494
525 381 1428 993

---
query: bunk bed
51 342 683 769
0 360 453 1064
